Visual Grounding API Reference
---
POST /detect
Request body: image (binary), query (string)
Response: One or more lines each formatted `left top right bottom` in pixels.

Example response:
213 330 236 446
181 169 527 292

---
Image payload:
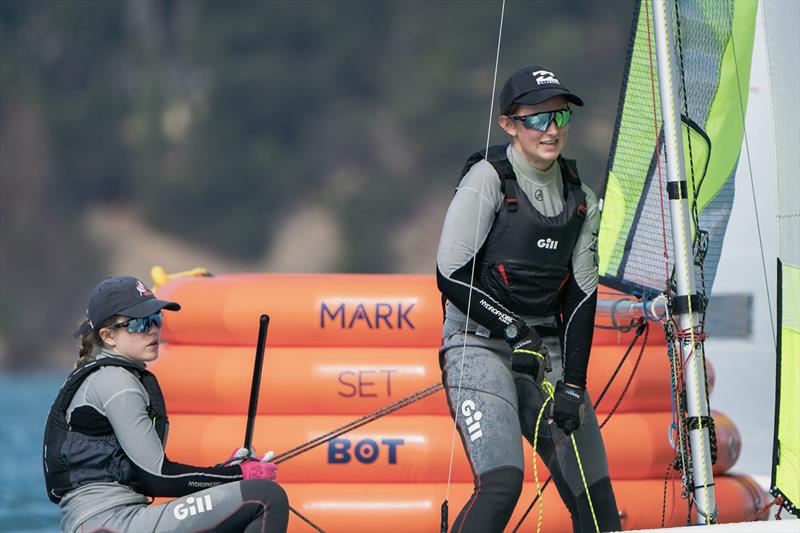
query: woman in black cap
43 276 289 533
436 65 621 532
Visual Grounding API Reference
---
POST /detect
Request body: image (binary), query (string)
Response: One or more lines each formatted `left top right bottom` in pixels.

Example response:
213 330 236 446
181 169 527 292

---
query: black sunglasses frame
509 107 572 131
110 313 163 334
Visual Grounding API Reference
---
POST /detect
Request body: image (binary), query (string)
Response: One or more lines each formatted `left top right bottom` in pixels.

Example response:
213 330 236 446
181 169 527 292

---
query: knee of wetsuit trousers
475 466 525 524
240 479 289 510
454 467 524 533
478 466 524 501
574 477 621 533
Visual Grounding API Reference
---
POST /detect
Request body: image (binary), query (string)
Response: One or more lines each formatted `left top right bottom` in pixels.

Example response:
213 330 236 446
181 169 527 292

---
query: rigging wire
661 460 679 527
598 322 649 429
673 0 720 522
730 2 777 348
443 0 506 515
288 505 325 533
649 0 714 523
264 305 649 532
645 0 693 506
644 0 672 286
512 320 649 532
271 383 443 464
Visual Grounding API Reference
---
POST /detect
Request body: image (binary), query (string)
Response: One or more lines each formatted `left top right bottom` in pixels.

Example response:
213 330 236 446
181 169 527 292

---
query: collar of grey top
506 144 560 187
97 350 147 370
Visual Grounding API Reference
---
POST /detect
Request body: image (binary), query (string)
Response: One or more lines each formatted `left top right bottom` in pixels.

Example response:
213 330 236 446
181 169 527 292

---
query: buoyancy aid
42 357 168 503
461 144 587 317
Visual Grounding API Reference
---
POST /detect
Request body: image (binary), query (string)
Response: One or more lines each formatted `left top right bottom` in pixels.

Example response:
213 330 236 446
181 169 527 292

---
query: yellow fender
150 266 212 290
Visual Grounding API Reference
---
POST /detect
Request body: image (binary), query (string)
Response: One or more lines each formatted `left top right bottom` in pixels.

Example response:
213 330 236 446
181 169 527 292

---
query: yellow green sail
598 0 757 296
767 0 800 516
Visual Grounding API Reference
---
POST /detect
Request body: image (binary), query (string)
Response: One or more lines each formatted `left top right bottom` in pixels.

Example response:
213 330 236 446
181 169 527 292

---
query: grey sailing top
436 144 600 387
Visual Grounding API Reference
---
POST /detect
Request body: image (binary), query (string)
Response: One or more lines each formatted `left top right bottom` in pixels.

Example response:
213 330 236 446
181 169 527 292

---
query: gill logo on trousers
461 400 484 442
174 495 213 520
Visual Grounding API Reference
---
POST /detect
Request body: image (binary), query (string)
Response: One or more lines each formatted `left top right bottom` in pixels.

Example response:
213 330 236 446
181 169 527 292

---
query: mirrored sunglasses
511 107 572 132
111 313 163 334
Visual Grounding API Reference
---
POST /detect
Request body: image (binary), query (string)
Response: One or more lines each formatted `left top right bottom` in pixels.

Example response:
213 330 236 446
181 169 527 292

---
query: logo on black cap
136 281 152 297
532 70 560 86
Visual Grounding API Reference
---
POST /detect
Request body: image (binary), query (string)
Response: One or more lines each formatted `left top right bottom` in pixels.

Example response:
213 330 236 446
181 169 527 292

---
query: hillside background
1 0 635 370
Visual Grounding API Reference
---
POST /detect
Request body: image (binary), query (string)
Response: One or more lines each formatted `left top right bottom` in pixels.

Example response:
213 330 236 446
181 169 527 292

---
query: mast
650 0 717 524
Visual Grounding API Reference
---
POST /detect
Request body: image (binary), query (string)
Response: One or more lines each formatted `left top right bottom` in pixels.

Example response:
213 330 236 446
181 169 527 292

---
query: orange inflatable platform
165 411 739 482
273 476 765 532
155 476 766 532
151 272 750 530
156 274 666 347
153 343 714 416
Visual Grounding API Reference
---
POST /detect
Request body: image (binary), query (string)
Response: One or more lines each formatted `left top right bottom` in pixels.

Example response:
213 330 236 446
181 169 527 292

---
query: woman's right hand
507 323 548 383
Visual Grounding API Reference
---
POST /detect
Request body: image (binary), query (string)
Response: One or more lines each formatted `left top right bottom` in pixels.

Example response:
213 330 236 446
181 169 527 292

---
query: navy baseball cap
499 64 584 115
75 276 180 336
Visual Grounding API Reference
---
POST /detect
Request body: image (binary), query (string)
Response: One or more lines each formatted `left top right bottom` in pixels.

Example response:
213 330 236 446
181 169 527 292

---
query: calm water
1 374 62 532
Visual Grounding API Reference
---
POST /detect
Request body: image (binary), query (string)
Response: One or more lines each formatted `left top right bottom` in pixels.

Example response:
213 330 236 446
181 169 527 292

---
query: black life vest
42 357 168 504
462 144 587 317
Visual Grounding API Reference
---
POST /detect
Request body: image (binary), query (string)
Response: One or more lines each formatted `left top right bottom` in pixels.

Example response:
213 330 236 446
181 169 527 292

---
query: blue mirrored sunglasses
511 107 572 132
111 313 163 334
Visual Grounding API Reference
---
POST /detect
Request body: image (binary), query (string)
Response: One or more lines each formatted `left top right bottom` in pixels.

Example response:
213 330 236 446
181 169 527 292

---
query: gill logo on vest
461 399 484 442
173 495 213 520
537 238 559 250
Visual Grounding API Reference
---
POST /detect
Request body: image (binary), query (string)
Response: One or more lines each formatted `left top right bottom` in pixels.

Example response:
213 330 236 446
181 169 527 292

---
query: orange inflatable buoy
150 271 745 530
153 475 764 532
157 274 443 347
152 344 710 416
164 411 738 482
272 475 762 532
156 274 666 347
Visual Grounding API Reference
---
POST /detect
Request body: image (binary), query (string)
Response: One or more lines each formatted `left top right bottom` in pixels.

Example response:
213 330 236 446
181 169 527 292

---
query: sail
598 0 758 297
766 0 800 517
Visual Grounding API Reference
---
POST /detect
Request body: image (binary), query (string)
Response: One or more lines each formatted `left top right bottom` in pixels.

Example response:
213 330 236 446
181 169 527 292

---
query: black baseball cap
75 276 180 336
499 64 584 115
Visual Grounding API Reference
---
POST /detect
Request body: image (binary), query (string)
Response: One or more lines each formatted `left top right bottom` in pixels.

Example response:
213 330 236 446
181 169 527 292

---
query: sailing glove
239 458 278 481
507 322 548 384
553 381 586 435
225 447 275 466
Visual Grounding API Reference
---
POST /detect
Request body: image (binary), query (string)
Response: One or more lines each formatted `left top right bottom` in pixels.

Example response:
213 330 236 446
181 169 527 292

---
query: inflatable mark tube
153 475 765 532
156 275 666 347
152 345 713 416
165 411 739 482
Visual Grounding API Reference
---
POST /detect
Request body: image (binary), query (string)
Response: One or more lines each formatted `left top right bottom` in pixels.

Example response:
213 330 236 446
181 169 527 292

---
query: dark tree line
0 0 634 369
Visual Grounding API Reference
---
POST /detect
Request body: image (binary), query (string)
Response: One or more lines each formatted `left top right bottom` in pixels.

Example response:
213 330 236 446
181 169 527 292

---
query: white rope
444 0 507 504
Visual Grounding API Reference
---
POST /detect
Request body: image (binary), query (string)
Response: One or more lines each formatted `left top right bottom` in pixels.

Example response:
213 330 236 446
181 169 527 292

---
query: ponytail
76 320 97 368
75 316 117 368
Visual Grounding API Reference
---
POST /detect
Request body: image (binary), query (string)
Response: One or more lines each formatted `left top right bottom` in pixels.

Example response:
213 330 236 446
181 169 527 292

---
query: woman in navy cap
43 276 289 533
436 65 621 532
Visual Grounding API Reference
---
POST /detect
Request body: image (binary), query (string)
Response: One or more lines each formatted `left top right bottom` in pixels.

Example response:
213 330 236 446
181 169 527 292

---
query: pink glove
240 459 278 480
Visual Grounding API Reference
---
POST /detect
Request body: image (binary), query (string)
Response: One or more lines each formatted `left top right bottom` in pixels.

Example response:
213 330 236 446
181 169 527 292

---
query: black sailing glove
505 321 548 384
553 381 586 435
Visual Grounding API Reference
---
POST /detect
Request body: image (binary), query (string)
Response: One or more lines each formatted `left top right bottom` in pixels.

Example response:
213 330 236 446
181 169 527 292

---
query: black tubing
244 314 269 451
